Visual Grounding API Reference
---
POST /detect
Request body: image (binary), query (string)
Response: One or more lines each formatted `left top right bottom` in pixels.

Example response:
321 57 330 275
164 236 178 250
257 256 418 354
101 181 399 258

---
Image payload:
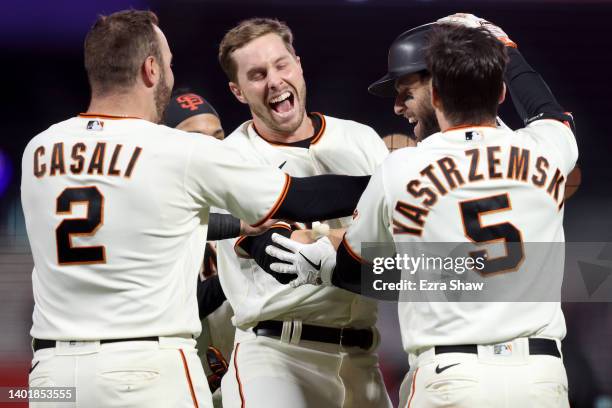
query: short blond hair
218 18 296 82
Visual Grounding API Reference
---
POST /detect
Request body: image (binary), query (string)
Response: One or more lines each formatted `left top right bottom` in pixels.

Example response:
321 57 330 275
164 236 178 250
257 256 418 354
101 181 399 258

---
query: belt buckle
339 327 345 348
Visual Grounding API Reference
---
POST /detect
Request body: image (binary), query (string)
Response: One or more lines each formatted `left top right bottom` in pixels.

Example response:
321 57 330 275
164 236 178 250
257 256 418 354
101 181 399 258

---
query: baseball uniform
344 119 577 407
21 114 296 408
218 113 392 408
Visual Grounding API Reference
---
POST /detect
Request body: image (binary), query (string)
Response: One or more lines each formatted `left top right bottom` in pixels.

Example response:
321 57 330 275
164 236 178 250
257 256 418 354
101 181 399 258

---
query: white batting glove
265 233 337 288
437 13 517 48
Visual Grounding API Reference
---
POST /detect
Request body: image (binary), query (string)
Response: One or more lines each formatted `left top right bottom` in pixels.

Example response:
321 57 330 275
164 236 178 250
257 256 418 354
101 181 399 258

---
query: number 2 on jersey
459 193 524 275
56 186 106 265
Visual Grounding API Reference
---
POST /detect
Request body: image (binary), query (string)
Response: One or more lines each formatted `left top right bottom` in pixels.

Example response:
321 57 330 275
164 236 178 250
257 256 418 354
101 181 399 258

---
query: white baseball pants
221 327 391 408
28 336 212 408
400 338 569 408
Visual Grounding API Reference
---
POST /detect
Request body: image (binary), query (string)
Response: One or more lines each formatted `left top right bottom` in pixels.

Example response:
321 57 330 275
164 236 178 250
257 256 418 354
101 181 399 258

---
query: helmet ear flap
368 23 436 98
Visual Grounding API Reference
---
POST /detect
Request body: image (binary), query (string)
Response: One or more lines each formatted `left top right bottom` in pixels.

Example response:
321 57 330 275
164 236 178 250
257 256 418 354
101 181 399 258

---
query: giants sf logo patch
176 93 204 111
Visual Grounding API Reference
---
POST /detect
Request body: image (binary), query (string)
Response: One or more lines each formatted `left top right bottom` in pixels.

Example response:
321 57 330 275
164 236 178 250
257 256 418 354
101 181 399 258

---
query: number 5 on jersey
459 193 524 275
56 186 106 265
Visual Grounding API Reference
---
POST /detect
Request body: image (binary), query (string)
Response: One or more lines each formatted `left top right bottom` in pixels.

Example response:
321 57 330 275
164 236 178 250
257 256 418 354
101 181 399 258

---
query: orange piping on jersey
252 113 326 146
443 124 496 133
78 113 142 120
234 235 248 252
252 174 291 228
342 236 367 264
406 367 419 408
179 349 199 408
270 223 292 231
309 112 327 145
234 343 246 408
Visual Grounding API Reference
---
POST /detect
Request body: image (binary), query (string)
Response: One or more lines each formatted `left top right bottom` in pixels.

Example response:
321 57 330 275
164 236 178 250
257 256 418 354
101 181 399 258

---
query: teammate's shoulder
322 114 376 133
223 121 253 145
517 118 574 136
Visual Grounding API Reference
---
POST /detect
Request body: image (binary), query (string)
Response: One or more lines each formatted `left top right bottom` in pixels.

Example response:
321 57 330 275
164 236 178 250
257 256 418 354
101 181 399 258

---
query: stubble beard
416 87 440 141
154 70 172 124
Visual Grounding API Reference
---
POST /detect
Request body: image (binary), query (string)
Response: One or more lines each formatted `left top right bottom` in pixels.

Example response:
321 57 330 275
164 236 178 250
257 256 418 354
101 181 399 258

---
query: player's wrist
314 237 337 286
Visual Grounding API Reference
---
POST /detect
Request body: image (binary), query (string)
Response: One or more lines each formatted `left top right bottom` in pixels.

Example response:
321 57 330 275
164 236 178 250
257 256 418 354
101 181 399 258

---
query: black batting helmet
368 23 436 97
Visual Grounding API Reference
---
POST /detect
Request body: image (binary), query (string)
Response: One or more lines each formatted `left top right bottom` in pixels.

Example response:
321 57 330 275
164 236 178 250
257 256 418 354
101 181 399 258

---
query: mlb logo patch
493 343 513 356
87 120 104 131
465 130 482 141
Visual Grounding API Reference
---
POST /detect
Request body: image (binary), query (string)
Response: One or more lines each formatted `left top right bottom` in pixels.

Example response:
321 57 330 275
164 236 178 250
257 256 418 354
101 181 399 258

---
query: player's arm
438 13 575 133
273 174 371 223
264 167 397 297
186 139 370 227
206 214 277 240
197 274 227 319
235 223 341 283
504 46 575 132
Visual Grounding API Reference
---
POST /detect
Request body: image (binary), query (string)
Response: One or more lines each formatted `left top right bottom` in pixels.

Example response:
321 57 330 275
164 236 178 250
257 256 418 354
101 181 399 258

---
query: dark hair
425 24 508 125
219 18 295 82
84 10 162 96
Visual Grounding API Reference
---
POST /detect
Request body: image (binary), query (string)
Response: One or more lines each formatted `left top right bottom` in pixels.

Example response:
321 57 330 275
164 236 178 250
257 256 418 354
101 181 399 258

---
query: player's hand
437 13 517 48
265 233 337 288
240 218 278 236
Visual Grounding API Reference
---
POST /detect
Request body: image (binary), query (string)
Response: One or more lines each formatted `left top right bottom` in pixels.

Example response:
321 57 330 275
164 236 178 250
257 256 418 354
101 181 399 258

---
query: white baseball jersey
217 113 388 328
21 114 289 340
344 119 578 352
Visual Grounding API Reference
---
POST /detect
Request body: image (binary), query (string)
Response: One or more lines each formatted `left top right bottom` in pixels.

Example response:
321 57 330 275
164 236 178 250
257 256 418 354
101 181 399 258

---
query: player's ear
229 82 248 104
498 83 506 104
431 84 442 110
142 56 157 88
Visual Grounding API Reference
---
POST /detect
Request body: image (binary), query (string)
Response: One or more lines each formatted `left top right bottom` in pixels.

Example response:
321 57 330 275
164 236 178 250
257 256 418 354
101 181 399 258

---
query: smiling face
228 33 307 136
394 72 439 140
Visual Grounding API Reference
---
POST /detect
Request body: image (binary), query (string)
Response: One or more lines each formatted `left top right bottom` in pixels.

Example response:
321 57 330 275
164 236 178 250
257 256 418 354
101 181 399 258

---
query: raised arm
437 13 576 133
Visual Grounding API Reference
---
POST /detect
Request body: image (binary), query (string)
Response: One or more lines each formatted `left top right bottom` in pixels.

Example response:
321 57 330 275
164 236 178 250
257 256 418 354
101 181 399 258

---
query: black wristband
207 213 241 241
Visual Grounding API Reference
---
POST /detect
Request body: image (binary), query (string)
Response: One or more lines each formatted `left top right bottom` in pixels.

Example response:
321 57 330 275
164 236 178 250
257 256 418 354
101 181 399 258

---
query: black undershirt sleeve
196 274 227 319
206 213 241 241
505 47 575 133
272 175 370 222
331 240 365 294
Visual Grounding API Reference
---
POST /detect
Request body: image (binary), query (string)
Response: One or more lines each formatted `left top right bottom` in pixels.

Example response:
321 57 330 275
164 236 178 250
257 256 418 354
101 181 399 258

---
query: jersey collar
78 113 143 120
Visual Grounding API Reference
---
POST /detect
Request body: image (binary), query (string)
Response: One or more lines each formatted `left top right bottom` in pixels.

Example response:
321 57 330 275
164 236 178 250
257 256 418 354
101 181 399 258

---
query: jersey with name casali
345 120 578 352
218 114 389 328
21 115 288 340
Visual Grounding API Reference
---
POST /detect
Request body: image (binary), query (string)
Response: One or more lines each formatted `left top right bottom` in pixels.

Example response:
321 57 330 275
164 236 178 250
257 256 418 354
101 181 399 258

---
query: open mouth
269 91 295 115
406 115 420 137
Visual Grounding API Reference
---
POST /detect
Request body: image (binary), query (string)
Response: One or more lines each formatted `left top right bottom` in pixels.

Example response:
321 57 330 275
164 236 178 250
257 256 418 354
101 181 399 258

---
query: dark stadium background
1 1 611 407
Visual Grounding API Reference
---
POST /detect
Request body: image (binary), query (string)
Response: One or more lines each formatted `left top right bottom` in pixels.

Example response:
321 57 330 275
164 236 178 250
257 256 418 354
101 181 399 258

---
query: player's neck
253 114 314 144
437 112 496 132
86 91 156 123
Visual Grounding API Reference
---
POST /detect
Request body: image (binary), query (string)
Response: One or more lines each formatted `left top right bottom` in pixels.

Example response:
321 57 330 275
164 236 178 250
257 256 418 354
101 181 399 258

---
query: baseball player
265 20 577 407
215 18 392 408
166 88 225 140
21 10 375 408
